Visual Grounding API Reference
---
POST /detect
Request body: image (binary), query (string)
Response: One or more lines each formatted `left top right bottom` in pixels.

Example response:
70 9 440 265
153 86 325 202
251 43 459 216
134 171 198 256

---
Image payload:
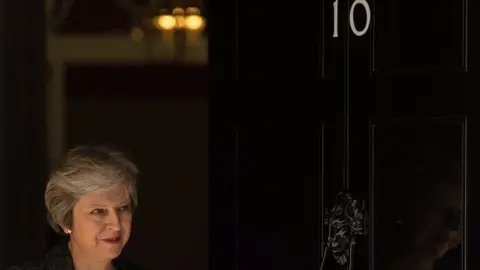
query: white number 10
333 0 371 37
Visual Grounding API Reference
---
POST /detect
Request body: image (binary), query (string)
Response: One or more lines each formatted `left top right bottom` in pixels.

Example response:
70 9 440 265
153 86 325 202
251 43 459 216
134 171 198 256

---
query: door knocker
320 192 367 270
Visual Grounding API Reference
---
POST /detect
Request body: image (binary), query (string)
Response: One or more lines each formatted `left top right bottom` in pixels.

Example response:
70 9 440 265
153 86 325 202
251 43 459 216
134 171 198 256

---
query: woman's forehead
80 185 130 205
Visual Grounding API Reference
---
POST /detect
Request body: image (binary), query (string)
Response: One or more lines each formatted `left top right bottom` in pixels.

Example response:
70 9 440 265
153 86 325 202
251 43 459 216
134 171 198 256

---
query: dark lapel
44 241 74 270
44 241 130 270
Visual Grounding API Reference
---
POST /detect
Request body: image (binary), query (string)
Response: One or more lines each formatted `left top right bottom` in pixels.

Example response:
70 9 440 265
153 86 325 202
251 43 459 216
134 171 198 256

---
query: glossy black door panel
209 0 479 269
373 0 467 70
371 118 466 270
469 1 480 71
237 122 324 270
371 70 468 117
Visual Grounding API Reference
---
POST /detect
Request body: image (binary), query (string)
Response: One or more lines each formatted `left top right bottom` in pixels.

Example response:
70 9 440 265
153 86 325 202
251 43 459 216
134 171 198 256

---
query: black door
209 0 479 269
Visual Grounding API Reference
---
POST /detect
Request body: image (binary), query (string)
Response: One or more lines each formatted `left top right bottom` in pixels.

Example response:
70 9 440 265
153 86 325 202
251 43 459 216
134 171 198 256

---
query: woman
8 145 143 270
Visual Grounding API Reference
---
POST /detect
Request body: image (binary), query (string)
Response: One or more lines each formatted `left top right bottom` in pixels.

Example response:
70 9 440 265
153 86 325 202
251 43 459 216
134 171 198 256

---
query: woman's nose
106 212 121 231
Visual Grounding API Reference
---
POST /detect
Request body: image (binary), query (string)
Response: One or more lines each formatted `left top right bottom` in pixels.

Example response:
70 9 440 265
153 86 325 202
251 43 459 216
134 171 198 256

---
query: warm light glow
186 7 200 15
185 15 205 30
175 16 186 28
173 7 187 28
173 7 185 16
130 27 144 42
153 15 176 30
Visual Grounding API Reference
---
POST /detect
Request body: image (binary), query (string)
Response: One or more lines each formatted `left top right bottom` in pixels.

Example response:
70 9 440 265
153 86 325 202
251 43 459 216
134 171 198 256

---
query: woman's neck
69 241 114 270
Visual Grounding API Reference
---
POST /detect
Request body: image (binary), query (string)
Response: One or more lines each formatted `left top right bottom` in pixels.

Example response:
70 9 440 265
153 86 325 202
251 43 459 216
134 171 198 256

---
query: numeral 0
333 0 371 37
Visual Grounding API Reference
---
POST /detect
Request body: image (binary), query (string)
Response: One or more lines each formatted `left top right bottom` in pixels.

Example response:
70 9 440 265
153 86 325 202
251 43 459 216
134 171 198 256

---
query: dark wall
1 0 48 267
63 64 208 270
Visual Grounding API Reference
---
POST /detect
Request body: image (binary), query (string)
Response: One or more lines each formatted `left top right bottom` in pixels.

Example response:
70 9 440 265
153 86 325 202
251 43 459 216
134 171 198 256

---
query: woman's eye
119 205 130 211
91 209 107 215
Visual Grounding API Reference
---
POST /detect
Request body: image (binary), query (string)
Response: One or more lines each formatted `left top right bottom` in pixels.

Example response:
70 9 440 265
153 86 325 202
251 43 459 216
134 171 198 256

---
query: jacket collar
45 240 123 270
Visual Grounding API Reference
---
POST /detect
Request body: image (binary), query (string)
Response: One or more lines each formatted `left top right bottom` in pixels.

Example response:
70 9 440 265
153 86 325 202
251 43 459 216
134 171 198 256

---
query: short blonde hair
45 145 139 233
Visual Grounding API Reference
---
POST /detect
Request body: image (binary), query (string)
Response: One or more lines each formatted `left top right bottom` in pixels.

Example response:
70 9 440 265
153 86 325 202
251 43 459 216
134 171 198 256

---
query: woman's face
67 184 133 262
408 182 462 259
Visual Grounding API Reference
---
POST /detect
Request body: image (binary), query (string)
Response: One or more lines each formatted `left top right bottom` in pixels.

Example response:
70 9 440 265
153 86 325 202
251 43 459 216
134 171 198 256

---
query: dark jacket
6 241 143 270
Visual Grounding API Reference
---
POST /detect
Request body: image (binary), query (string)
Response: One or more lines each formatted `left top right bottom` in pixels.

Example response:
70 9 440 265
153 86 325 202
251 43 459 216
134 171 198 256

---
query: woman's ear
61 226 72 234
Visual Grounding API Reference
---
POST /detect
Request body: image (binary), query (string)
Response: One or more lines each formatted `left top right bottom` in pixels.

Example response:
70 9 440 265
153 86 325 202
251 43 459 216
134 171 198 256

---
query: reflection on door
372 118 466 270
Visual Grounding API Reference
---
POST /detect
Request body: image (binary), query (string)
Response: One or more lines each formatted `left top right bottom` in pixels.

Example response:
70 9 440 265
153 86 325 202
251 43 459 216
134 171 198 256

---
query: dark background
64 64 208 270
1 0 208 268
2 0 480 270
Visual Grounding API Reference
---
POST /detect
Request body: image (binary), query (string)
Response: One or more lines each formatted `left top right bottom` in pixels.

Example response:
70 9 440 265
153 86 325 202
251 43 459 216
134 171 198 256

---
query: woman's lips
102 236 121 244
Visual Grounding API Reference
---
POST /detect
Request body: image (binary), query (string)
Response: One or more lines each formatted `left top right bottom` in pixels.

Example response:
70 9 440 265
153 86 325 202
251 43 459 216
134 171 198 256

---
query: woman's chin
98 245 123 261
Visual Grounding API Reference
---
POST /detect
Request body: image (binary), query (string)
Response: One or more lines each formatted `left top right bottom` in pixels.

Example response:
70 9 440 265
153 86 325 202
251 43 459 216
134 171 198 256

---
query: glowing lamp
185 15 205 30
153 15 176 30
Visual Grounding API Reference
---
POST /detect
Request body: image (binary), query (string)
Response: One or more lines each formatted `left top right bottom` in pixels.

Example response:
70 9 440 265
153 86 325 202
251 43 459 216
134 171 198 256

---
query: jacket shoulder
116 258 145 270
6 260 45 270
